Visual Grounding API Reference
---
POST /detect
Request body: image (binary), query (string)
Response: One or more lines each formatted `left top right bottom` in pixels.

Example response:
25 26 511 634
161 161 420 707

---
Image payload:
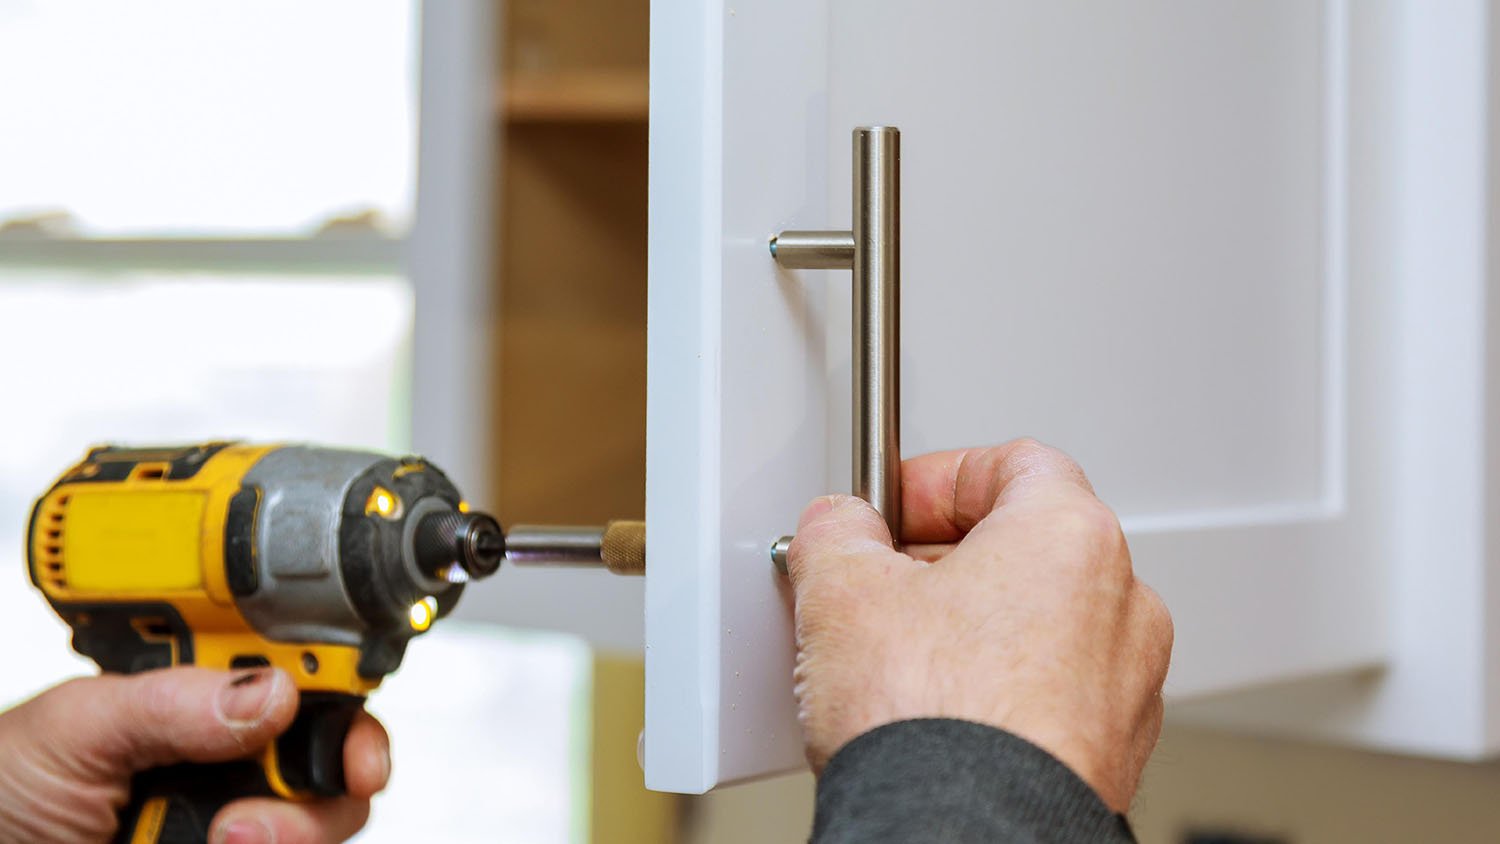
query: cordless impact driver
25 442 509 844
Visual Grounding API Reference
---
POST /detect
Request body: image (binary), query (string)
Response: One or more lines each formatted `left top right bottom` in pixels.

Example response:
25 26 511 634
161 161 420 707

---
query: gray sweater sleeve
811 719 1135 843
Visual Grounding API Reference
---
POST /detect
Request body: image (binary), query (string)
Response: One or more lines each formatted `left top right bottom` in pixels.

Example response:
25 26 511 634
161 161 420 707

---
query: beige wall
681 771 813 844
1130 727 1500 843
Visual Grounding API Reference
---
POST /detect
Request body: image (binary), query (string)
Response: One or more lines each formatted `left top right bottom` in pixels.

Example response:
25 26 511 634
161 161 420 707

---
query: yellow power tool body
26 442 505 844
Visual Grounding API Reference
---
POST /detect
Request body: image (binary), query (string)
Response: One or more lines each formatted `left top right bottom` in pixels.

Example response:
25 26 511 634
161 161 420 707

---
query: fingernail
215 669 280 726
213 819 272 844
371 736 392 791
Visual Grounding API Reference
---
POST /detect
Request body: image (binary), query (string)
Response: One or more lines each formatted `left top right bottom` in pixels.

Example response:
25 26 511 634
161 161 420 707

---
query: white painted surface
1170 0 1500 760
817 1 1388 703
646 0 833 793
648 0 1493 792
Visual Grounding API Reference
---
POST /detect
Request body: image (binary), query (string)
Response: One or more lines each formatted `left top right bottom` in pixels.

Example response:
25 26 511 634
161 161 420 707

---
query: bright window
0 0 417 237
0 4 589 841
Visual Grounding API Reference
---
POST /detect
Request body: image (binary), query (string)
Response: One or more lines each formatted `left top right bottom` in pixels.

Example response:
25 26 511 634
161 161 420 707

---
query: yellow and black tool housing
26 441 496 835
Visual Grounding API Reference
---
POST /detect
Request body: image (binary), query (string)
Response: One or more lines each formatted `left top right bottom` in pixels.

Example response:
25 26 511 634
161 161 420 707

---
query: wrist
988 719 1130 812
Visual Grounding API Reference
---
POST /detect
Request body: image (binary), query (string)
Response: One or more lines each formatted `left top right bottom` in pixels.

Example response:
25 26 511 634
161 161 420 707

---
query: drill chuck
413 510 505 581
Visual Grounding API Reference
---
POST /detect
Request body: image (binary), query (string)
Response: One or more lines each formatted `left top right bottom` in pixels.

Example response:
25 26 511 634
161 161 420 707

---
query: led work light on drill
26 443 509 844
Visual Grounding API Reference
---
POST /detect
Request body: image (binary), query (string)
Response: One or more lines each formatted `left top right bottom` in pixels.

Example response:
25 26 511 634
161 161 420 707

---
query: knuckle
1007 437 1087 481
1008 436 1047 454
1006 437 1058 469
1077 497 1124 543
1049 497 1128 565
1135 584 1175 660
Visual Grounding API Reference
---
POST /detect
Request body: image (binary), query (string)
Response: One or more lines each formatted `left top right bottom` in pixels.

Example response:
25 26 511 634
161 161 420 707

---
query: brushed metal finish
238 446 385 646
771 535 793 574
504 525 608 565
770 230 855 269
503 521 646 576
769 127 903 559
852 127 902 540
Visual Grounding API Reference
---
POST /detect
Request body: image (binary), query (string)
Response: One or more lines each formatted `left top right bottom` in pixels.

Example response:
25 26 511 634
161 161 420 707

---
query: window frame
0 0 496 501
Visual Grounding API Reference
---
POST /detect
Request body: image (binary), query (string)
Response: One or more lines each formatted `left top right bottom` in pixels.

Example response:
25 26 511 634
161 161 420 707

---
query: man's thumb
27 667 297 774
785 495 898 591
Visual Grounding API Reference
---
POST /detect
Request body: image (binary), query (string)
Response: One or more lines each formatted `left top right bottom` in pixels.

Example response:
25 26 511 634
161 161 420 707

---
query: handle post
851 127 901 541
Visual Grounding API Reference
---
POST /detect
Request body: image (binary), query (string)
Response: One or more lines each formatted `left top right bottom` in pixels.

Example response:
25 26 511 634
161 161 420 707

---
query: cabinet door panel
829 2 1325 516
646 0 1387 793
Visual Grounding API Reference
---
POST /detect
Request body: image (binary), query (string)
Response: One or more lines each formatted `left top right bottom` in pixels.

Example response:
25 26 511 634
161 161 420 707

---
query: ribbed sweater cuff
812 718 1134 843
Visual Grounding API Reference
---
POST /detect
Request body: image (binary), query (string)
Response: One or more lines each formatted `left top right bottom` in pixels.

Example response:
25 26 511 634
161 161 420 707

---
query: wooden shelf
501 69 648 123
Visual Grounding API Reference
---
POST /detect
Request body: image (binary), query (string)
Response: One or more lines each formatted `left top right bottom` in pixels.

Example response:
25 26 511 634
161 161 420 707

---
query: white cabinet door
646 0 1494 792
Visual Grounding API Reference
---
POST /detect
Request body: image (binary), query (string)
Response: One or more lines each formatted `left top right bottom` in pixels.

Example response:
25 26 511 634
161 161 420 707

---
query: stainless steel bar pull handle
770 126 901 571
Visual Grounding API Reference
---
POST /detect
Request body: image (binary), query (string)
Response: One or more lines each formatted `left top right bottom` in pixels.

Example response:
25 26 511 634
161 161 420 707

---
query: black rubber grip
113 761 273 844
113 693 365 844
275 693 363 796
